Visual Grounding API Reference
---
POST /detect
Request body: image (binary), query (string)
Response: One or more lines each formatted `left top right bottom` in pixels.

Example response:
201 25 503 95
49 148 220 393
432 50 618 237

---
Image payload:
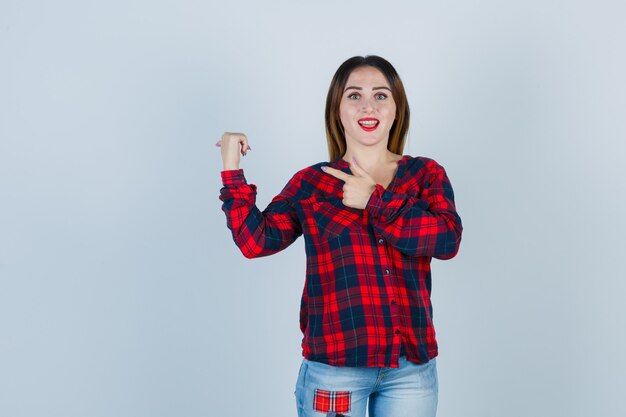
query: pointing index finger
321 166 351 182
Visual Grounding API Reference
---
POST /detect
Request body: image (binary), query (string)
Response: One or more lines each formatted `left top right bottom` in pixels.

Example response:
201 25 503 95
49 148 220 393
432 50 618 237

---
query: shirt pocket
311 198 363 240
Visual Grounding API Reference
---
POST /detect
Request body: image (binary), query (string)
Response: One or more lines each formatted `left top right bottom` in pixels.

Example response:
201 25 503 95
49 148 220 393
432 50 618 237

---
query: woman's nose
361 97 376 111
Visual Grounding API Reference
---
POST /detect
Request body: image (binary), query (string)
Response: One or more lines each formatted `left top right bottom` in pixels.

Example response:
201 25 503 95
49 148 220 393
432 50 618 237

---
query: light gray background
1 1 625 416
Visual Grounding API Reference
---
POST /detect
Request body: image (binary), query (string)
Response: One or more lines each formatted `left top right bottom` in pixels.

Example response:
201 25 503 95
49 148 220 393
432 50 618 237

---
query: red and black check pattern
313 389 351 414
220 156 462 368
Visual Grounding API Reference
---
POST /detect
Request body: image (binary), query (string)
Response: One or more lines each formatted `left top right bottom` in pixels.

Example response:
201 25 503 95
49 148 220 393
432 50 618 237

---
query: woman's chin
346 134 389 149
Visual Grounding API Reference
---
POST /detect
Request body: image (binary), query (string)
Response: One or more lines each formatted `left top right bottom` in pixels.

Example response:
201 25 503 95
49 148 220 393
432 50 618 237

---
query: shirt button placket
377 234 400 356
378 236 391 276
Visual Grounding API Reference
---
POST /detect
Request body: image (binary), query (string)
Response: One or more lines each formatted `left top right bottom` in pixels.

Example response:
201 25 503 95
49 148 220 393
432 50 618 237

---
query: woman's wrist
223 163 240 171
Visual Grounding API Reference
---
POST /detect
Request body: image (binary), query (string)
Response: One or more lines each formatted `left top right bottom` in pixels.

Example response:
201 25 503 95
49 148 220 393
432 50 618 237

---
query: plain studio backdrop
1 1 625 416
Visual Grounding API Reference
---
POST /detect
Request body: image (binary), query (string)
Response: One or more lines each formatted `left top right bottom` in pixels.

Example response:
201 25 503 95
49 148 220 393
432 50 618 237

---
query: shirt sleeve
365 159 463 260
219 169 303 259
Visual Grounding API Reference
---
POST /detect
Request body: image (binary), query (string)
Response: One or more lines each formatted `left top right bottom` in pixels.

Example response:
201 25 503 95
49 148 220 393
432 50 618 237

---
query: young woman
217 55 462 417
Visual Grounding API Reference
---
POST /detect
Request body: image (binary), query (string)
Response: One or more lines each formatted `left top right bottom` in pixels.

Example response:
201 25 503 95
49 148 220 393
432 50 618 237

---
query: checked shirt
219 155 462 368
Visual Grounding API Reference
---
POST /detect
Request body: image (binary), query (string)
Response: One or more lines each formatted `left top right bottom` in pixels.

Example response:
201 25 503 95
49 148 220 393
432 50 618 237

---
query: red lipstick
358 117 379 132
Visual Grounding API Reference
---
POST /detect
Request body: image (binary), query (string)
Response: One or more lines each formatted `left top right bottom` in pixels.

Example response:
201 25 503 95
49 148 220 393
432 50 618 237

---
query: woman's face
339 66 397 152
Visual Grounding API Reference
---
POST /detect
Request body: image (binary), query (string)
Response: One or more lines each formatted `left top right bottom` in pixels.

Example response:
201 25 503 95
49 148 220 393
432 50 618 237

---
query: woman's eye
376 93 388 100
348 93 360 100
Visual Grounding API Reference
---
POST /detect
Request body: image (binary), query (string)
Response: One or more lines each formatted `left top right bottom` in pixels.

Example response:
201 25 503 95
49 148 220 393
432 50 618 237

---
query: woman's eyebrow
344 86 392 92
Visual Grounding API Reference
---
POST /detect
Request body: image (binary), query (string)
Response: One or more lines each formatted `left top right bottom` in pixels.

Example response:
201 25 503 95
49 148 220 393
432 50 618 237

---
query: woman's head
325 55 410 161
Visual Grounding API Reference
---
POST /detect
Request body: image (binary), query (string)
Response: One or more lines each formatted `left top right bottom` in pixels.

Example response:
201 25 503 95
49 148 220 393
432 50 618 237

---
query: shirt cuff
220 169 247 187
365 184 386 219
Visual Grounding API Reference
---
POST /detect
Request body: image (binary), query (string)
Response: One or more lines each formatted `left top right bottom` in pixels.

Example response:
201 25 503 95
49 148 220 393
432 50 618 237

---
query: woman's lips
358 118 379 132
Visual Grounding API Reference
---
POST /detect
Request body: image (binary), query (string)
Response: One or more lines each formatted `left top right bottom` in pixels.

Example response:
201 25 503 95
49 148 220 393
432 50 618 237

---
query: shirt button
395 329 401 335
385 269 390 275
378 238 384 244
391 300 396 305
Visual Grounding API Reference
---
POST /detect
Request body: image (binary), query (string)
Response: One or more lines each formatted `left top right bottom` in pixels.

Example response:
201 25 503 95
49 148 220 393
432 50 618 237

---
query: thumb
350 157 371 179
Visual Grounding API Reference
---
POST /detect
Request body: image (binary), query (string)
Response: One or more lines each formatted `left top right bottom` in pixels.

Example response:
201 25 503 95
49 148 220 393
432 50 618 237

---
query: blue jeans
295 356 438 417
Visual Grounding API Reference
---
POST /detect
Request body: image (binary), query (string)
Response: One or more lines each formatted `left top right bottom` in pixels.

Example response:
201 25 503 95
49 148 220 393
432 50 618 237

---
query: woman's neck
342 147 400 171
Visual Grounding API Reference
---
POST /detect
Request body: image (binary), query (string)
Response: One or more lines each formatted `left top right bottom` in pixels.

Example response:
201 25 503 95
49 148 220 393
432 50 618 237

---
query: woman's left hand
322 158 377 209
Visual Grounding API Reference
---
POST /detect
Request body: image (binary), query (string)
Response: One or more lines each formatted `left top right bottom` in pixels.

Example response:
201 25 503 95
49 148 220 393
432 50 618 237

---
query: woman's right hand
216 132 252 171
